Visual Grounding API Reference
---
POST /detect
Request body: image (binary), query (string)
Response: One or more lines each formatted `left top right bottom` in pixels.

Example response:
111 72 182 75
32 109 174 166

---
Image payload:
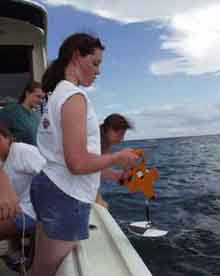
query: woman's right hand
0 192 21 220
0 170 21 220
114 148 139 169
0 189 20 220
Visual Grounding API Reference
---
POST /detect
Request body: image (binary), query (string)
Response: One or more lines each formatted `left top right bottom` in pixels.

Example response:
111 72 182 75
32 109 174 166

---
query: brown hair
100 114 133 152
101 113 133 132
0 123 14 142
18 80 42 104
42 33 105 95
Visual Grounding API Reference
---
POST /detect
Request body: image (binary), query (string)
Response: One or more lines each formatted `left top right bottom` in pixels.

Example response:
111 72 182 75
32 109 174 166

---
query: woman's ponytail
42 59 65 95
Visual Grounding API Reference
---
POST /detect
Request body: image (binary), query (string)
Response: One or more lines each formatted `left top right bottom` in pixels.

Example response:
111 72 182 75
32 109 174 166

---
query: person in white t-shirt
0 124 45 241
28 33 139 276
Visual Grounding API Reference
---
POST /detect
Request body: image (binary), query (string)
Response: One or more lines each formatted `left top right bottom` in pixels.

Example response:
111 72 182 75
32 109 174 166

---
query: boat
0 0 47 106
0 1 152 275
57 204 152 276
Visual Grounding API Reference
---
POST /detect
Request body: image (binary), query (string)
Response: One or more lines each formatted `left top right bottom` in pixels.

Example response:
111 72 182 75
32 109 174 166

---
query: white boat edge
57 203 152 276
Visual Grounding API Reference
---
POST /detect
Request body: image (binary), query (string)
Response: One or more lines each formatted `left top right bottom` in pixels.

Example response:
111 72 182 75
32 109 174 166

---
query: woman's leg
29 223 77 276
96 189 108 208
0 219 19 240
0 220 19 257
29 173 90 276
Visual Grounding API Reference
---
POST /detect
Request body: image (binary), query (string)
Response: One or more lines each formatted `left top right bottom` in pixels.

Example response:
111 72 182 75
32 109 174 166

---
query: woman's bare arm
0 169 20 220
61 94 138 174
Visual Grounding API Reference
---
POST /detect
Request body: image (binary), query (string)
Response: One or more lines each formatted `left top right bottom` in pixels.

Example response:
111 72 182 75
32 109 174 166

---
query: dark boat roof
0 0 47 32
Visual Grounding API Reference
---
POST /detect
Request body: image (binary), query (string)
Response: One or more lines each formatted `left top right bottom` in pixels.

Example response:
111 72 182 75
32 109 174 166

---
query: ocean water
101 134 220 276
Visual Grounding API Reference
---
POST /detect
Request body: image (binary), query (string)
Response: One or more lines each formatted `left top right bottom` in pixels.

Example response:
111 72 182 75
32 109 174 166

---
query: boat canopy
0 0 47 104
0 0 47 32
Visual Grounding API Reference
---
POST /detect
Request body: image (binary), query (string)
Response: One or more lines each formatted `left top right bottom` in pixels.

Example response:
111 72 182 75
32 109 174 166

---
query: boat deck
0 204 152 276
57 204 152 276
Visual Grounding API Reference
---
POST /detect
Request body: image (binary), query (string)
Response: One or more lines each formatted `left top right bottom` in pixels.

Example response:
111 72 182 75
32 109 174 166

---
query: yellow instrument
124 149 159 199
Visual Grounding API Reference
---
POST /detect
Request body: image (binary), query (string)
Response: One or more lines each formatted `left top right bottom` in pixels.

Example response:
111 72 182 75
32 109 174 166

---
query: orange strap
125 149 159 199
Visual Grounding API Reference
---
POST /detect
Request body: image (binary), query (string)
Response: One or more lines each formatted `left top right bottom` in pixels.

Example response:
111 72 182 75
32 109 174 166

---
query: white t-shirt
37 80 101 203
3 142 46 219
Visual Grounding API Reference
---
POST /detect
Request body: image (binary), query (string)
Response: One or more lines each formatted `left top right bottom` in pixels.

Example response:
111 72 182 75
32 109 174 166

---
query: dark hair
18 81 42 104
100 114 133 152
101 113 133 133
42 33 105 95
0 123 14 142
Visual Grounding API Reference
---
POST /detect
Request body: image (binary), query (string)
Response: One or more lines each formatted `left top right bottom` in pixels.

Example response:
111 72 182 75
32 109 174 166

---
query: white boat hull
57 204 152 276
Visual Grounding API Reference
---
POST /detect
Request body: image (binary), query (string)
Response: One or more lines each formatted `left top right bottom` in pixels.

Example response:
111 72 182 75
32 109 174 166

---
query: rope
20 211 27 276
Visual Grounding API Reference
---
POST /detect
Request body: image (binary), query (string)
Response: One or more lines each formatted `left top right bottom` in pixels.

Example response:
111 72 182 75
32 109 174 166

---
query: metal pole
144 198 151 223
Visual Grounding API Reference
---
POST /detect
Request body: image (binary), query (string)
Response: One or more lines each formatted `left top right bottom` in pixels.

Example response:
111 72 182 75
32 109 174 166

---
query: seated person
0 124 45 243
0 81 45 145
96 113 133 208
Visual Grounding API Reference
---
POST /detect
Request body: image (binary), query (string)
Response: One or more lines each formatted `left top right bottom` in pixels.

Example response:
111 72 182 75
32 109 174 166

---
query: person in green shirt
0 81 45 145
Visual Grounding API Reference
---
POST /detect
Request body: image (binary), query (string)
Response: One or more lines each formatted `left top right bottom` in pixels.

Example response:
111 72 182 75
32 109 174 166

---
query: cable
20 211 27 276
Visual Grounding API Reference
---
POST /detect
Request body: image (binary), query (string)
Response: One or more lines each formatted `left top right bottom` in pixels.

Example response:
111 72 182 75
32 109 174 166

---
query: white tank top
37 80 101 203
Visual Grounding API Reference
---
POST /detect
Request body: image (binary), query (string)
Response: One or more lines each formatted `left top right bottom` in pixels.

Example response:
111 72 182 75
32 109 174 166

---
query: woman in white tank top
29 33 139 276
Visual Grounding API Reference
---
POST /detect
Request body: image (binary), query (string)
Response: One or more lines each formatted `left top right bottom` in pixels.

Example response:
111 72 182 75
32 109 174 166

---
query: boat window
0 45 33 106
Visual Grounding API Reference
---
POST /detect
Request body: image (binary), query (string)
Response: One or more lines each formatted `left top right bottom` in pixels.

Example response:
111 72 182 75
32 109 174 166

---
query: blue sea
101 134 220 276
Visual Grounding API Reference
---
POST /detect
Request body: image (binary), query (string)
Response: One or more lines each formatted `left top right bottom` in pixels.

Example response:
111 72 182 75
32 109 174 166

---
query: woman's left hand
118 169 133 185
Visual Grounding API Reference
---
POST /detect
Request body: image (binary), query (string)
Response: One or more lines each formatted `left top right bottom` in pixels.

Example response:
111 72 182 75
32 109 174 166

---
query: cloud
40 1 220 75
150 4 220 75
104 103 122 110
84 85 96 92
40 0 219 23
125 103 220 139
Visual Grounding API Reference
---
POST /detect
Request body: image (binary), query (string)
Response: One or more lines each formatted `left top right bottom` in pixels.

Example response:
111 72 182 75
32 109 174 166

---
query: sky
35 0 220 140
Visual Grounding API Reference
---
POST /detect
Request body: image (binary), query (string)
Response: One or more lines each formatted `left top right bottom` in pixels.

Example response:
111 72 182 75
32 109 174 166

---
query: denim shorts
30 171 91 241
11 213 36 234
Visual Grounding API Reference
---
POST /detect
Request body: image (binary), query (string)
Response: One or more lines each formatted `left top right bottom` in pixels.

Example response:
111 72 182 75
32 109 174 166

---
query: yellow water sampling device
125 148 159 199
124 149 168 238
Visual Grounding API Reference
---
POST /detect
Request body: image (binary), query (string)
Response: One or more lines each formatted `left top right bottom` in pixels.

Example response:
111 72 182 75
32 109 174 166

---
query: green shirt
0 102 39 145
